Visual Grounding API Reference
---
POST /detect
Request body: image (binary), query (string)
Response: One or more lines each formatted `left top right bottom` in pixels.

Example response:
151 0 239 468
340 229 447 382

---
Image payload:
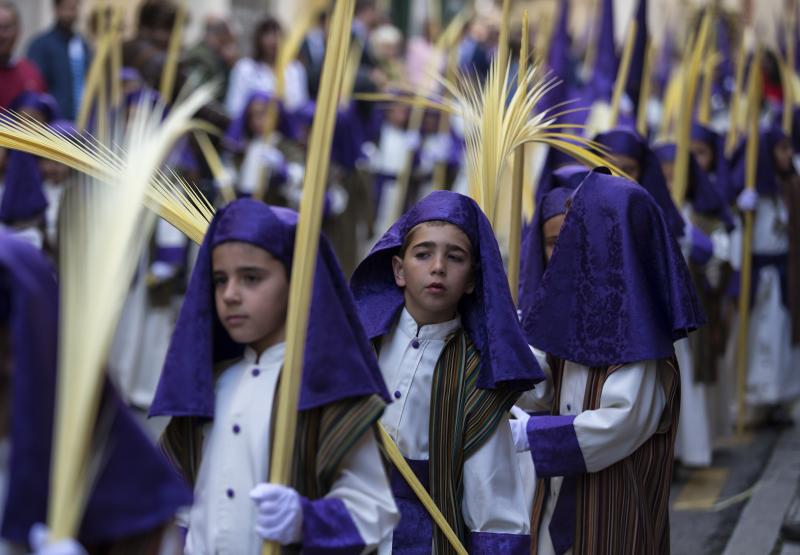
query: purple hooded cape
0 151 48 224
521 171 706 367
653 142 735 229
350 190 544 391
589 0 618 103
594 127 686 238
9 91 60 123
150 199 390 419
625 0 649 113
728 124 789 198
0 232 191 547
691 122 734 202
519 165 597 315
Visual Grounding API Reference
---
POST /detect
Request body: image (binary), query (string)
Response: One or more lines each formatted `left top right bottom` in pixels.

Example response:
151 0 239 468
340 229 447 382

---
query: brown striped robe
530 357 680 555
160 360 387 553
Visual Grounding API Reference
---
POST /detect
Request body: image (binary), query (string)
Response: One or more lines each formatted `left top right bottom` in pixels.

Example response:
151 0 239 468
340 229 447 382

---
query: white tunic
186 342 398 555
531 360 666 555
224 58 309 116
728 197 800 406
378 308 531 549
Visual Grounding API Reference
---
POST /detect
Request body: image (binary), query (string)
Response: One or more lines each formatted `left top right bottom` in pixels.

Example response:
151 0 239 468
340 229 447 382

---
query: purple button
393 390 402 399
233 424 240 434
251 368 260 377
226 488 234 499
411 339 420 349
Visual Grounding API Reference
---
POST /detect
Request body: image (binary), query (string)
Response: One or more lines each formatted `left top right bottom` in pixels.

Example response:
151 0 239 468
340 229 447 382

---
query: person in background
183 15 238 105
27 0 91 121
0 1 45 110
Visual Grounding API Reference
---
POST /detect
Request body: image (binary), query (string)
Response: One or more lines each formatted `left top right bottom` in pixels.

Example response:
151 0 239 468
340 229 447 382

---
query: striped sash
428 329 521 554
529 357 680 555
160 365 386 499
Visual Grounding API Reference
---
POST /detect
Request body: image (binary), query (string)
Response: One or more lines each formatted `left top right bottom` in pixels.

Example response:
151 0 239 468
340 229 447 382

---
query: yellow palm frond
0 84 218 243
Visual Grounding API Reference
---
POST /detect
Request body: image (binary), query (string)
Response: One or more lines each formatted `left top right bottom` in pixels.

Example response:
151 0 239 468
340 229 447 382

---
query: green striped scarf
428 329 521 554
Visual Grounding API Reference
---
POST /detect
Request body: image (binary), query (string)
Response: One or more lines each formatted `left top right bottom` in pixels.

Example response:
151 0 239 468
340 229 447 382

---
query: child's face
660 161 675 191
212 241 289 353
542 214 566 262
690 140 714 172
610 154 641 182
247 99 270 138
39 158 70 185
392 222 475 325
774 138 794 174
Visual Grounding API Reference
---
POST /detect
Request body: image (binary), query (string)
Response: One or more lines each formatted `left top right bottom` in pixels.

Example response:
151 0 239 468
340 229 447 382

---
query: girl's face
392 222 475 326
212 241 290 354
610 154 641 182
258 29 282 63
690 140 715 172
542 214 566 262
39 158 70 185
247 99 270 138
774 137 794 174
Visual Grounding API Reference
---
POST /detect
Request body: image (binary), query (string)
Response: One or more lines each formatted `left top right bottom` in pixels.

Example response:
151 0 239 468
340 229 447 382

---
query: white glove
405 130 421 152
257 143 286 169
736 188 758 212
250 483 303 545
28 524 87 555
510 406 531 453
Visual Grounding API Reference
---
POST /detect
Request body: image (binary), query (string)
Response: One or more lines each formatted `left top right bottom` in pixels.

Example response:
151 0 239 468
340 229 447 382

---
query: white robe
523 359 666 555
728 197 800 407
378 309 531 552
186 342 398 555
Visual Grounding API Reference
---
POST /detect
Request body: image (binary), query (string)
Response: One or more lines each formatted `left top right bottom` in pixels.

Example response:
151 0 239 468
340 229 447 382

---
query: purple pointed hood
625 0 648 112
350 191 544 391
589 0 619 102
521 171 706 366
150 199 390 419
0 232 191 546
594 126 686 238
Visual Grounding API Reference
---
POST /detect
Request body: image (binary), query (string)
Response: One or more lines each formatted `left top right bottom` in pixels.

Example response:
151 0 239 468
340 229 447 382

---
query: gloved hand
510 406 531 453
28 523 88 555
250 483 304 545
736 188 758 212
257 143 286 169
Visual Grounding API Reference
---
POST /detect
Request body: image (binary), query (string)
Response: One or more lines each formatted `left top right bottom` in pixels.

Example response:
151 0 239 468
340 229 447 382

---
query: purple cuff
154 246 186 265
299 496 365 554
470 531 531 555
527 415 587 477
688 226 713 266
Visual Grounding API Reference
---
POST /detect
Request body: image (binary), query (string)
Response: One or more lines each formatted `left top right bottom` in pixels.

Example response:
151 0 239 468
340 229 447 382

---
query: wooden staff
508 10 530 305
261 0 354 552
636 41 654 136
735 46 761 436
609 20 638 128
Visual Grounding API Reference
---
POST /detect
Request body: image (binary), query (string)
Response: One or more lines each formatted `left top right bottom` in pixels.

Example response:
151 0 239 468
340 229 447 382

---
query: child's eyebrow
410 240 436 250
445 243 470 255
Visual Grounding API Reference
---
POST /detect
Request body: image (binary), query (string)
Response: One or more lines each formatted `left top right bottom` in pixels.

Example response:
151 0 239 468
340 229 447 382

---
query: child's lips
225 314 248 326
425 283 447 294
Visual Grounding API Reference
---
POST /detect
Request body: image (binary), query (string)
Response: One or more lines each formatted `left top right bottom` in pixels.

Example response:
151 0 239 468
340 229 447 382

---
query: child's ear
465 267 476 295
391 255 406 288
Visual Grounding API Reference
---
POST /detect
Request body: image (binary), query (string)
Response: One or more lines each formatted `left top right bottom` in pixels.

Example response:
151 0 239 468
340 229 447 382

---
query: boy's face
690 140 714 172
774 137 794 174
660 161 675 191
392 222 475 325
212 241 289 354
610 154 641 182
542 214 565 262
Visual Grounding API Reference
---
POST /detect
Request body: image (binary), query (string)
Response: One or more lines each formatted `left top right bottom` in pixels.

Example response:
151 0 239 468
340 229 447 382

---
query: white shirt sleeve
515 347 554 414
225 59 253 116
325 428 399 553
573 360 666 473
461 416 531 534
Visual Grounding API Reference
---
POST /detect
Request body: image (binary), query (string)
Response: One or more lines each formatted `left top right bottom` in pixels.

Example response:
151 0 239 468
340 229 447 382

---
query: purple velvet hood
350 191 544 391
521 172 706 367
150 199 390 419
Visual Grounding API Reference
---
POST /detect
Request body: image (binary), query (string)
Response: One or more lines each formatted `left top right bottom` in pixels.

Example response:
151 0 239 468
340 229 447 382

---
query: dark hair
398 220 474 259
355 0 376 14
252 16 283 60
0 1 19 23
138 0 177 31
